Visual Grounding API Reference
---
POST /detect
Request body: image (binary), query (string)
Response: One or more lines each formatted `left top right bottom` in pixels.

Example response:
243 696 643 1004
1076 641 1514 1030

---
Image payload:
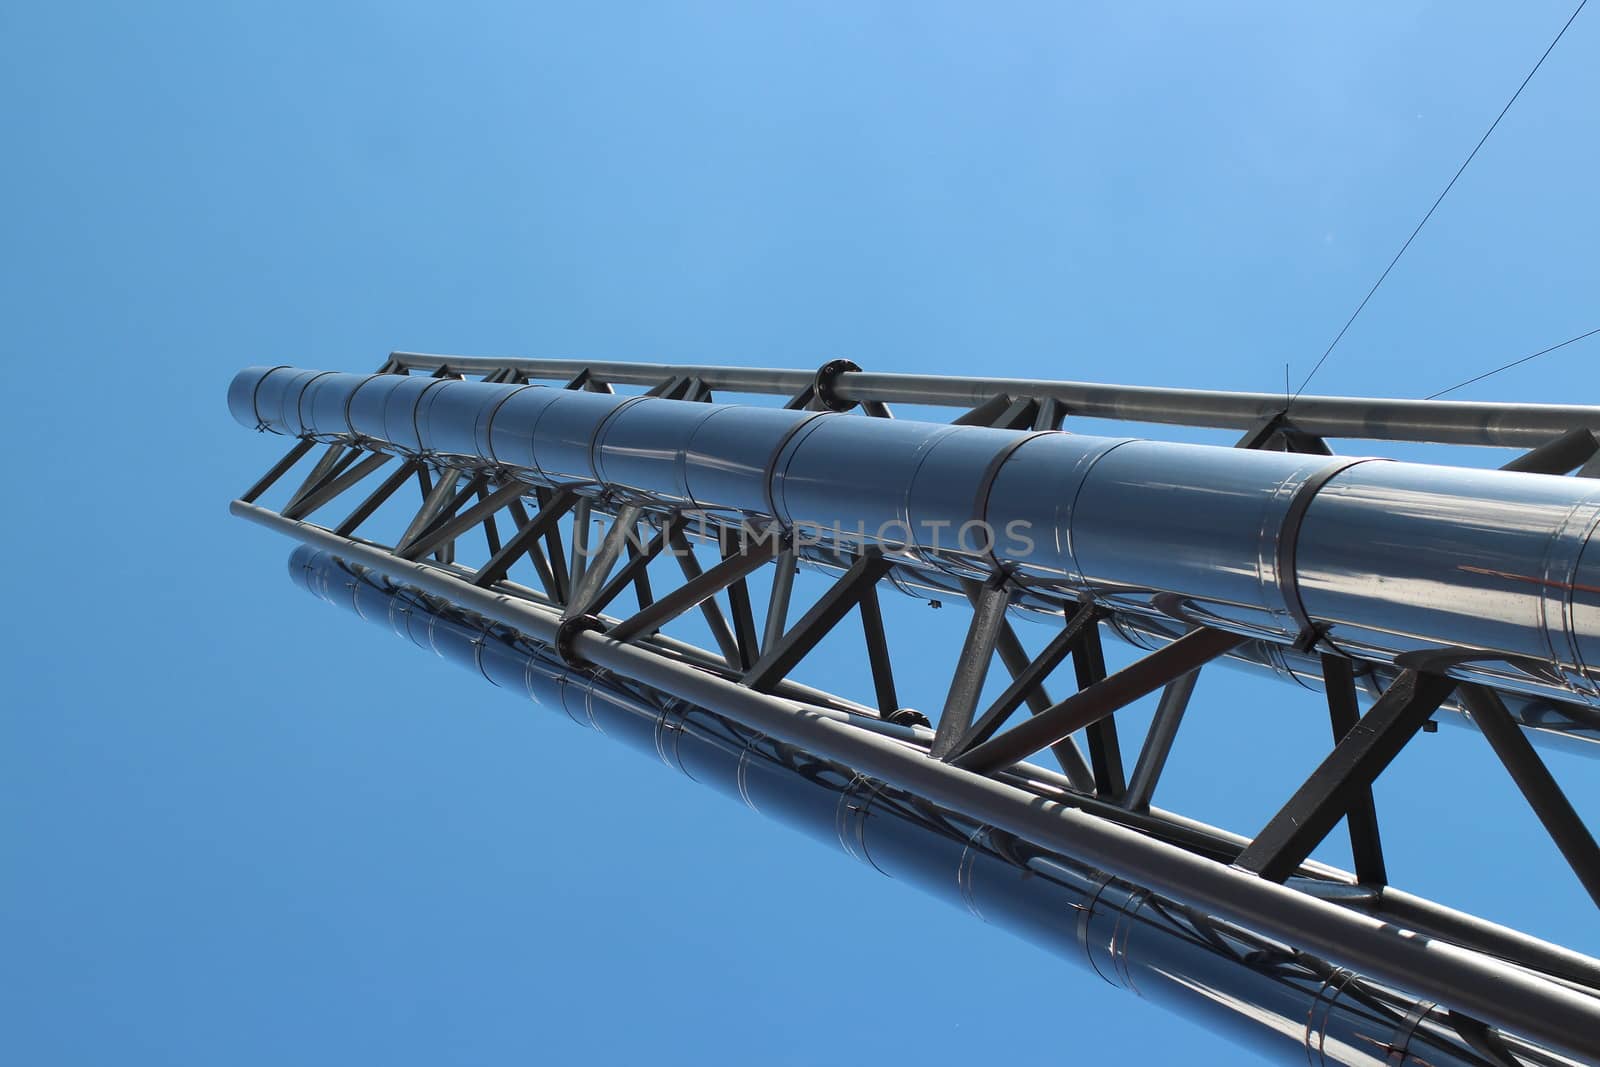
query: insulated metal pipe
281 541 1593 1066
229 366 1600 717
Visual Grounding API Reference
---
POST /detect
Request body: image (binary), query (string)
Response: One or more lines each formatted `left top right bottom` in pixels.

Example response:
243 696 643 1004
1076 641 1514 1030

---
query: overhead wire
1291 0 1589 402
1424 326 1600 399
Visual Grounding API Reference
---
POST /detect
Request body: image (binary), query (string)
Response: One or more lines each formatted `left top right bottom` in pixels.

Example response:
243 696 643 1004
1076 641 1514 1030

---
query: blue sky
3 2 1598 1064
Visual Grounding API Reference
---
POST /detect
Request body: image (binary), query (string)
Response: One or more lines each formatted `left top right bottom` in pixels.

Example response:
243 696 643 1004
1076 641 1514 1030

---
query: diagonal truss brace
1235 669 1457 883
1459 685 1600 908
952 627 1248 776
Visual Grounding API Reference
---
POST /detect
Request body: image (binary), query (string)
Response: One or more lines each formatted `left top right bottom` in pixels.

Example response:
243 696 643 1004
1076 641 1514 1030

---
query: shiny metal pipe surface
387 351 1600 447
285 543 1588 1066
229 365 1600 717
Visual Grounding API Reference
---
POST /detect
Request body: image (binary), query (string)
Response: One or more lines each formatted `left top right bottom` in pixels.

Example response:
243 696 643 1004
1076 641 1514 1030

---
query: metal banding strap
1305 966 1361 1064
249 363 291 430
473 379 533 465
972 430 1058 577
407 375 452 456
1387 999 1437 1065
585 393 656 485
342 373 384 443
760 409 836 526
1276 457 1388 652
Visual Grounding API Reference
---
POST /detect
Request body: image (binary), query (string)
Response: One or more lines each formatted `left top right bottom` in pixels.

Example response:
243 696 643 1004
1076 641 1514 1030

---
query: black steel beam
584 522 672 617
607 529 783 646
1500 428 1599 474
625 543 655 609
503 498 564 600
1459 685 1600 908
333 458 421 537
719 526 761 669
282 443 351 513
661 528 745 667
533 488 570 603
957 608 1088 751
954 627 1248 776
857 586 899 717
761 549 798 654
1235 670 1457 883
1033 396 1065 431
396 467 467 553
282 451 392 521
475 485 504 555
567 504 645 617
240 437 316 503
398 479 524 562
1073 622 1126 799
472 491 577 589
1123 668 1201 812
1323 653 1388 886
743 552 895 693
931 579 1011 759
568 496 593 590
954 604 1099 790
953 393 1014 426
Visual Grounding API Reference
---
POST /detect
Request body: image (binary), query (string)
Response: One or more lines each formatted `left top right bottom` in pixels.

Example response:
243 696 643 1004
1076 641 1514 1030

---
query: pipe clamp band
761 410 835 525
972 430 1057 578
1277 457 1387 652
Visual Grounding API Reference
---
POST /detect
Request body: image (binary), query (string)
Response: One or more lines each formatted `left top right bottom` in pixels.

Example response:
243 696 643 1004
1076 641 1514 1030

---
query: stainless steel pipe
281 540 1592 1066
229 366 1600 716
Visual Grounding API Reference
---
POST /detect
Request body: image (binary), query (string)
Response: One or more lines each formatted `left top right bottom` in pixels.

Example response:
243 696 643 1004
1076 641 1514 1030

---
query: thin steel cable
1292 0 1589 402
1424 326 1600 399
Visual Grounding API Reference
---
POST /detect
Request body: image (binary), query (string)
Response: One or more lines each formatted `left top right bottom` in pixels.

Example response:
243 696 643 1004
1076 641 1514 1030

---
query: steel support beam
1072 623 1126 799
568 496 593 590
761 549 798 654
282 443 351 514
957 607 1093 752
396 468 466 553
1500 428 1599 474
743 553 895 693
1123 668 1201 812
397 479 525 562
931 579 1011 759
472 491 577 589
856 586 899 716
1323 654 1388 886
954 627 1248 776
333 458 421 537
1459 685 1600 908
533 489 570 603
584 522 671 616
282 451 392 521
388 352 1600 447
719 526 761 669
955 605 1098 791
240 437 316 503
1236 670 1457 883
607 529 784 646
500 498 565 600
567 504 645 617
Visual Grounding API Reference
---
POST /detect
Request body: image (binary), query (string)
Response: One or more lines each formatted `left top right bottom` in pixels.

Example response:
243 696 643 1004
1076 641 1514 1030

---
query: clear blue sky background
4 3 1599 1064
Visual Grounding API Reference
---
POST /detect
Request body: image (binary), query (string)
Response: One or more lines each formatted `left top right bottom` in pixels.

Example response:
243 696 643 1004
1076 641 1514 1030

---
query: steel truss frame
231 353 1600 1064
